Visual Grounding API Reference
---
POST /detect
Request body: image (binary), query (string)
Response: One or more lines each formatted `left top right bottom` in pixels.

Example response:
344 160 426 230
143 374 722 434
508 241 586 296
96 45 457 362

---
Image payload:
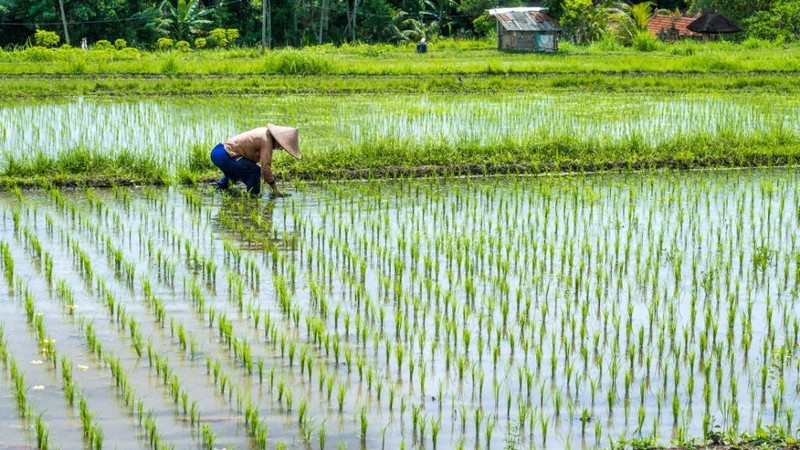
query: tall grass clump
2 148 169 184
180 144 216 181
264 49 335 75
632 31 661 52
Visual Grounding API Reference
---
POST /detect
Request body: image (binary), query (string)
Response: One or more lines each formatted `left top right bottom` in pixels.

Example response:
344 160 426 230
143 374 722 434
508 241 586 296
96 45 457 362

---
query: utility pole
262 0 271 52
57 0 70 45
351 0 359 42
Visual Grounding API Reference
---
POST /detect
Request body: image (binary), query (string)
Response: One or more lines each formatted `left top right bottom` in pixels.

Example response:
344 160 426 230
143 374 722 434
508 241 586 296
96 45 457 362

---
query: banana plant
158 0 212 42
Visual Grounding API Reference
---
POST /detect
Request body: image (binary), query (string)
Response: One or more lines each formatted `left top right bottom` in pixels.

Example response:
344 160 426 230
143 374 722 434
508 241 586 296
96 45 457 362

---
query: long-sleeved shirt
223 127 276 185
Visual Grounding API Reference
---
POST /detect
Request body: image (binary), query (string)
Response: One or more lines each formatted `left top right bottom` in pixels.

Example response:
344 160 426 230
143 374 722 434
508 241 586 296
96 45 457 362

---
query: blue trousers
210 144 261 195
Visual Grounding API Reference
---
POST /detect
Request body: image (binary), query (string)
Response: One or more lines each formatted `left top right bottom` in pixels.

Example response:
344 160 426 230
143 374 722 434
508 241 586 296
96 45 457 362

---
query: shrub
265 49 334 75
161 57 179 73
113 47 141 60
591 33 623 51
156 37 174 51
208 28 239 48
34 29 60 48
208 28 228 47
176 40 191 52
95 40 113 50
741 37 776 49
745 2 800 43
632 31 659 52
194 37 207 49
669 39 697 56
19 46 59 62
473 15 494 37
69 57 87 73
114 39 127 50
208 29 224 47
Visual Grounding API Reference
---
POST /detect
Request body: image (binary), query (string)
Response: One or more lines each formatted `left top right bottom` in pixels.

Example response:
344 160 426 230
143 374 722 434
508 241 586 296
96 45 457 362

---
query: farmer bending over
210 124 300 197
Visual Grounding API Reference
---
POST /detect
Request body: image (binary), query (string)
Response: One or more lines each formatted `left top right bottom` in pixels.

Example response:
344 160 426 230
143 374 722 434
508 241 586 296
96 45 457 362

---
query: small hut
687 13 742 40
488 7 562 52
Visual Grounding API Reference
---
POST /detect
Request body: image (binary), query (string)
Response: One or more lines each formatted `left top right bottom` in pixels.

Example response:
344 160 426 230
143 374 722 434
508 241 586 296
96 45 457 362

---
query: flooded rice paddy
2 93 799 171
1 168 798 449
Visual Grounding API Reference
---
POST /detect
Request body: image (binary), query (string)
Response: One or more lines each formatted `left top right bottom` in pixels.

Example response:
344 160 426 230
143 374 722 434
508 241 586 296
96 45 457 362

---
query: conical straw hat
267 124 301 159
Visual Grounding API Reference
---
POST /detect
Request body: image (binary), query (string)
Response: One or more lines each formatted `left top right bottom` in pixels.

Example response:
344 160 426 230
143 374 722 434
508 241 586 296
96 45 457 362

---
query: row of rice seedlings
168 192 396 447
7 261 108 449
56 190 283 447
47 193 219 438
254 217 453 448
0 323 53 449
14 169 795 448
51 184 580 446
7 93 800 176
286 171 792 446
16 191 202 449
90 176 800 446
0 240 13 283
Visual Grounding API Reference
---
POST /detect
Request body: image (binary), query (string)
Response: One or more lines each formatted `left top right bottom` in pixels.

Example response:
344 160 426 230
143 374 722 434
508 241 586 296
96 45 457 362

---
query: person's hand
268 192 290 199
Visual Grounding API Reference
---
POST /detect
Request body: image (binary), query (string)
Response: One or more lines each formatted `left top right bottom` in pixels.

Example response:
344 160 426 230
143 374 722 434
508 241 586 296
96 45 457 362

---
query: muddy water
0 168 798 449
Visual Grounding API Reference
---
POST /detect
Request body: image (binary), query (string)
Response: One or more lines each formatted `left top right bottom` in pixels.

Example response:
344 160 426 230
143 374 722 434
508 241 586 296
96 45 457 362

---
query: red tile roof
647 14 701 38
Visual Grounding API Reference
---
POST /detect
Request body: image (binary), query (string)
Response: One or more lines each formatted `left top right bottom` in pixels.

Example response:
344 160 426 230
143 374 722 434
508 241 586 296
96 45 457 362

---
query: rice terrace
2 2 800 449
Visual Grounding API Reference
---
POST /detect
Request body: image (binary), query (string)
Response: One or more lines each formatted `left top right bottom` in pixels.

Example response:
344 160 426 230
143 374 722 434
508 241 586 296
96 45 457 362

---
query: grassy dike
1 40 799 188
2 130 798 189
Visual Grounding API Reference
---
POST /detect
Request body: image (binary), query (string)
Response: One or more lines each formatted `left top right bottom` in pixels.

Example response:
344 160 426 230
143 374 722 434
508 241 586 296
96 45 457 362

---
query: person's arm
259 136 281 196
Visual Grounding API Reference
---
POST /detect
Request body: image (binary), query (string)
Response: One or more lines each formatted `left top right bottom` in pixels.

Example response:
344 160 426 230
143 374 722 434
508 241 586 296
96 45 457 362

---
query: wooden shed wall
497 28 558 52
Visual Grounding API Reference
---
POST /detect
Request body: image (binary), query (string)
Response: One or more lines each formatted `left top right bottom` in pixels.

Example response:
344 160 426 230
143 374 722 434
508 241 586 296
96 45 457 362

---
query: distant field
2 40 800 450
0 40 799 186
1 91 798 187
2 40 800 77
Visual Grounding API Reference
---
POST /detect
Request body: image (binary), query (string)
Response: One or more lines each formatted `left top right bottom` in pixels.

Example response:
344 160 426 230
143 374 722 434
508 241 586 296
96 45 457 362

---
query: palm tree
420 0 459 36
630 1 654 31
610 1 653 42
158 0 212 41
383 11 430 43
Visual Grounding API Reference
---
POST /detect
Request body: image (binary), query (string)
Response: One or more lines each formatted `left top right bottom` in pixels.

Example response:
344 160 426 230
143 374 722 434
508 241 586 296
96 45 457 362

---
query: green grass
1 129 797 188
2 40 800 76
1 146 170 187
2 40 799 187
1 40 799 98
3 72 800 97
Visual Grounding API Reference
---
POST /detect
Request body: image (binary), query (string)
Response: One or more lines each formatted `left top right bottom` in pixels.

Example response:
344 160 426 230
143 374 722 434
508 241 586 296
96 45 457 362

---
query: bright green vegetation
2 90 799 188
0 40 799 101
3 71 800 98
0 169 798 448
1 43 798 187
2 41 800 79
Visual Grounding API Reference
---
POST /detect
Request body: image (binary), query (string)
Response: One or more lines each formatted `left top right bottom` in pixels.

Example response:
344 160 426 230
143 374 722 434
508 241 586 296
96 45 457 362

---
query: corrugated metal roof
489 9 562 32
488 7 546 15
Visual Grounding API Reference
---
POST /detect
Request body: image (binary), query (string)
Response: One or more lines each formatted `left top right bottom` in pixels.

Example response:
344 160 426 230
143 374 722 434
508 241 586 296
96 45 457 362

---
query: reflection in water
212 191 297 252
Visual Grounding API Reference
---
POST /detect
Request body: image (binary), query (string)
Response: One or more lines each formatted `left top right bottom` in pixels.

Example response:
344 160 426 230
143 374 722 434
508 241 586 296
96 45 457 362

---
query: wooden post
262 0 271 52
57 0 70 46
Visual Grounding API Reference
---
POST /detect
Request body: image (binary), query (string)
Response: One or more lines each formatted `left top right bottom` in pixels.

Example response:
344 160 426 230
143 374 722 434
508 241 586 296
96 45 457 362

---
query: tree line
0 0 797 49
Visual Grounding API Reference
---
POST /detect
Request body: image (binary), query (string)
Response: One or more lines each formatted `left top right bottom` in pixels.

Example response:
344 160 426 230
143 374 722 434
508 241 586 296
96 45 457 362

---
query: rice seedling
359 405 368 442
337 384 346 413
3 165 800 449
34 412 51 450
201 424 215 450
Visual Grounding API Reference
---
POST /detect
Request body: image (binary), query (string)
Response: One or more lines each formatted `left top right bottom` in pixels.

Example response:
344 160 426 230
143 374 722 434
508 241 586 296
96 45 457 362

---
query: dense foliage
0 0 798 49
